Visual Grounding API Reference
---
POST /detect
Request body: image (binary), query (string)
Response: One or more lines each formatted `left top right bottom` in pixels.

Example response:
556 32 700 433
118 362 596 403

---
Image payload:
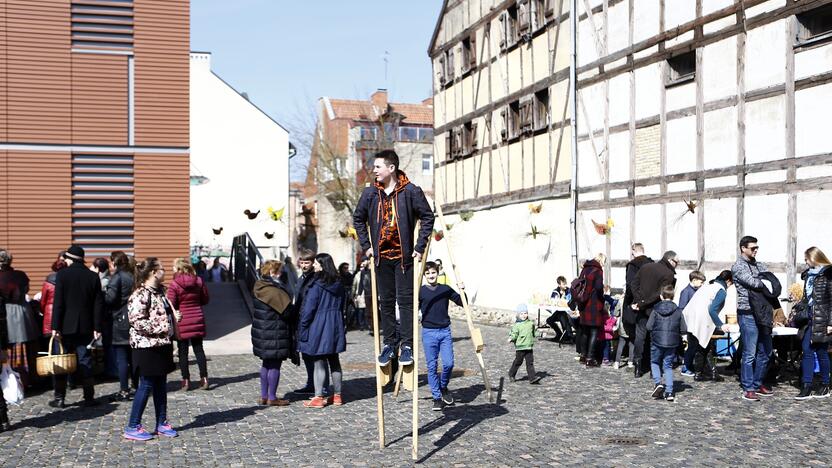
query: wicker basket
36 336 77 376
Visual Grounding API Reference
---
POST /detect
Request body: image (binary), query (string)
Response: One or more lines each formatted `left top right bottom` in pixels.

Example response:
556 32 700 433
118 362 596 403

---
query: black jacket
0 295 7 349
623 255 653 324
748 271 781 331
105 268 134 346
801 267 832 343
352 173 434 267
646 300 687 348
51 262 104 336
295 271 316 307
633 259 676 315
251 279 296 361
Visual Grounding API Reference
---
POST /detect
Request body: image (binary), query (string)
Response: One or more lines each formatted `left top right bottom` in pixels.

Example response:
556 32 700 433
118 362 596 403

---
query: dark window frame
665 50 696 88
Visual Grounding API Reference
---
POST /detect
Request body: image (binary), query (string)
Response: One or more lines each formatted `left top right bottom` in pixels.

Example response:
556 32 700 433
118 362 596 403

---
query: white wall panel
704 197 737 262
744 194 788 263
666 116 697 175
745 95 785 164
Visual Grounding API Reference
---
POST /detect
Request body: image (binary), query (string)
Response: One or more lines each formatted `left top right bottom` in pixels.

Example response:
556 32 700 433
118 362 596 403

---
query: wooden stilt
369 259 385 449
412 234 431 461
433 187 493 403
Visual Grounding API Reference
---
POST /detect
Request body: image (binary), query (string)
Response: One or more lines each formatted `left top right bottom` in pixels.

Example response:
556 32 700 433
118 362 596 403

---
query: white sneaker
627 363 634 368
613 362 621 369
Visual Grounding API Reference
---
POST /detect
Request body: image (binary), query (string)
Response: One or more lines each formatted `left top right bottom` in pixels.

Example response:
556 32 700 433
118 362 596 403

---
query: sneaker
303 396 327 408
757 385 774 397
529 376 542 385
627 362 634 368
331 394 343 406
681 369 695 378
199 377 210 390
179 379 190 392
432 399 444 411
613 362 621 370
399 346 414 366
112 390 132 402
651 384 665 399
378 345 395 366
123 425 154 441
48 398 66 409
155 422 178 438
293 385 315 395
440 387 454 405
742 391 760 401
795 385 813 401
602 360 612 367
665 393 675 402
813 384 830 399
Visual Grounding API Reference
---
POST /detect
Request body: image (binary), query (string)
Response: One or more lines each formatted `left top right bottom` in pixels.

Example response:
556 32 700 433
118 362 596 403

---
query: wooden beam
785 15 797 287
659 0 668 253
736 10 746 247
695 0 705 268
441 180 571 214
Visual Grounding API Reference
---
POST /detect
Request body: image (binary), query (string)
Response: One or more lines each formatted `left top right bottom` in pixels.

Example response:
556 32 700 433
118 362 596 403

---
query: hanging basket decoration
592 218 615 237
459 211 474 222
433 230 445 242
528 202 543 214
268 206 286 222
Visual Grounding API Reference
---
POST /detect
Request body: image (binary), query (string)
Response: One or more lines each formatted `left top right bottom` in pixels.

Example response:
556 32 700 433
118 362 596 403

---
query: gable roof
326 99 433 126
427 0 450 57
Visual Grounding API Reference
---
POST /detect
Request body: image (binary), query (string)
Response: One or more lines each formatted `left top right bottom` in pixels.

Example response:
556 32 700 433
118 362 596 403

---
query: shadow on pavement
13 402 119 429
177 405 264 431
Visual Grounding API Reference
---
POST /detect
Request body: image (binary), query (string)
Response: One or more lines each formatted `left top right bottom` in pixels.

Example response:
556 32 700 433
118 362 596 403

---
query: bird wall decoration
268 206 285 222
244 209 260 220
592 218 614 236
433 230 444 242
212 227 223 235
528 202 543 214
459 211 474 221
264 232 274 239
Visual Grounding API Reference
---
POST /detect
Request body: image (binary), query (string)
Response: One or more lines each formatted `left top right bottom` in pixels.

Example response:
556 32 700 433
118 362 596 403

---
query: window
382 123 396 141
71 0 135 53
519 98 534 134
796 5 832 47
462 121 478 155
665 50 696 87
533 0 546 30
359 126 377 141
500 5 519 50
534 88 550 130
399 127 418 141
451 128 464 159
507 101 521 139
462 33 477 73
437 56 447 86
422 154 432 175
446 48 455 83
544 0 556 18
518 0 532 40
418 127 434 142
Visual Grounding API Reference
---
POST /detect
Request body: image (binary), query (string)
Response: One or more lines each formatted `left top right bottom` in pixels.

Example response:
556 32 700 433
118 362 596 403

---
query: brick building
0 0 189 284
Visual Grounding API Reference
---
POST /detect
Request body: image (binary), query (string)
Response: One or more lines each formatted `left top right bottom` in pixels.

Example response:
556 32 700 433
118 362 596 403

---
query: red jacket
167 273 209 340
578 260 606 327
40 272 58 335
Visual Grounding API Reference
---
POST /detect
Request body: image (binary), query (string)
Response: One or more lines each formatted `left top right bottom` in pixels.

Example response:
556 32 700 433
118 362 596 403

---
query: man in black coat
50 244 104 408
353 149 434 367
620 243 652 368
631 250 678 377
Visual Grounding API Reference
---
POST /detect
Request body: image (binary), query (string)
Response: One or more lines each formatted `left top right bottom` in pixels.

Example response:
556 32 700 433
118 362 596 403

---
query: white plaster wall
665 81 695 112
702 37 737 102
796 84 832 157
745 21 786 91
665 115 696 175
666 204 697 261
703 106 737 170
663 0 696 31
794 43 832 81
608 73 630 127
607 1 629 55
703 197 737 262
634 63 661 120
796 191 832 255
431 199 573 310
633 0 660 44
633 204 663 259
578 11 601 67
744 194 788 263
578 208 606 259
745 95 785 164
608 130 630 183
190 53 289 251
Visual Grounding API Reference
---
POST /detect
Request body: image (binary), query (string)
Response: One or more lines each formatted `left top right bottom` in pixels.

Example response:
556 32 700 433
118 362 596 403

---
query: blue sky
191 1 443 179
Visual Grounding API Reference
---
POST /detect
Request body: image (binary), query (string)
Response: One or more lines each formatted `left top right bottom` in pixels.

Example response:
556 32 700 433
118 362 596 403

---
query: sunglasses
746 246 759 251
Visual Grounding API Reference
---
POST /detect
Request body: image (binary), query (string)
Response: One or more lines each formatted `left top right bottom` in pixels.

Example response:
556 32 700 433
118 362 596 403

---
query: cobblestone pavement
2 322 830 467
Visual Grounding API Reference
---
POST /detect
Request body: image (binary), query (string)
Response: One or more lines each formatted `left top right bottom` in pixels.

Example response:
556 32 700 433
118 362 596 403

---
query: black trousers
633 315 651 371
178 337 208 380
53 334 95 399
579 325 600 360
376 258 414 348
508 350 536 380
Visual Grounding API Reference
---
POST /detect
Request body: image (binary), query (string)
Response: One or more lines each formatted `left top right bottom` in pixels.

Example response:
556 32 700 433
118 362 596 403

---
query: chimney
371 89 388 111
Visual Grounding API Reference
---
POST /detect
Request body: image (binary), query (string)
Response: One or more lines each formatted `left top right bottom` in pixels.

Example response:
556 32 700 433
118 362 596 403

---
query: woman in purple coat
167 258 210 391
298 253 347 408
577 253 607 367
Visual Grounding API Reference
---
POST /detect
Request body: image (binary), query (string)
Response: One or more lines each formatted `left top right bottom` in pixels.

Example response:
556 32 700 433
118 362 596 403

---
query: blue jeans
114 345 131 392
422 326 454 400
801 329 831 385
601 340 611 361
738 313 772 391
127 375 167 429
650 344 675 392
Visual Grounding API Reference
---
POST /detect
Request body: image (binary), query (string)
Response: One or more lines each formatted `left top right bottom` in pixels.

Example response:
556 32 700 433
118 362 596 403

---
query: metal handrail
230 232 264 293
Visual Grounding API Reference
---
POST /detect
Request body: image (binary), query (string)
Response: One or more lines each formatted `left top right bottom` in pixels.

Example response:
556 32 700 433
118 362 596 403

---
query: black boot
795 384 813 400
694 372 712 382
49 376 67 409
81 378 99 407
0 410 10 432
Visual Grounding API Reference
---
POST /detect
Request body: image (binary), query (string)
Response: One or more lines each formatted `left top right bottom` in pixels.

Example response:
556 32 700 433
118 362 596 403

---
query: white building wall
189 53 290 256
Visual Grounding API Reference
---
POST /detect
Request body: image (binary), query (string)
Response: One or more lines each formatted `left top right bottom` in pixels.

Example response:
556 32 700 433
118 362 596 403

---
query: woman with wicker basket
123 257 178 441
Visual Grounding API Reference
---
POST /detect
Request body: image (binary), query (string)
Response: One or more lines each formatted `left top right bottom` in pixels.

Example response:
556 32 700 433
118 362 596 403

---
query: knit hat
63 244 85 261
515 303 529 321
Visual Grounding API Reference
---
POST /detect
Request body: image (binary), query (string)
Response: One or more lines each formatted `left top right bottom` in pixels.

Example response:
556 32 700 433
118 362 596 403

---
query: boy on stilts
353 149 435 367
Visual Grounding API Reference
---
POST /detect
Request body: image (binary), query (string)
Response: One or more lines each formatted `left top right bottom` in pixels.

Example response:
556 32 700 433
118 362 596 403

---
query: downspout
569 0 579 276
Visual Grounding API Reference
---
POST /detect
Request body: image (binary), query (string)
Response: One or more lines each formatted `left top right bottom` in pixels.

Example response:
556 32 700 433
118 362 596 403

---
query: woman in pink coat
167 258 210 391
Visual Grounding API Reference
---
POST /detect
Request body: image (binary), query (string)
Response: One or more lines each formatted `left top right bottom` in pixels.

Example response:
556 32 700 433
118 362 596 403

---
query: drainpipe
569 0 579 276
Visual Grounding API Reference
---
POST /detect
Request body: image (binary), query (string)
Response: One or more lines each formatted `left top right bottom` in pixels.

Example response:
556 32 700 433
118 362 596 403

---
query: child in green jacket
508 304 542 384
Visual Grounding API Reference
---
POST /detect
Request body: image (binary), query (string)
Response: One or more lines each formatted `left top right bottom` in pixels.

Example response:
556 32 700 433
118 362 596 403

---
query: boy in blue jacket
646 284 687 401
419 262 465 411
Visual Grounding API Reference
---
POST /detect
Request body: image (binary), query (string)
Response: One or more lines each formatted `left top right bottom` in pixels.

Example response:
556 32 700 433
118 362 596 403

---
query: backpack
570 275 592 307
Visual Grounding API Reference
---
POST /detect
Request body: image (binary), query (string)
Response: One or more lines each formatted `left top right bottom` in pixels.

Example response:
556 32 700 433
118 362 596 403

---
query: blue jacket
678 284 698 311
352 171 434 267
646 300 687 348
298 279 347 356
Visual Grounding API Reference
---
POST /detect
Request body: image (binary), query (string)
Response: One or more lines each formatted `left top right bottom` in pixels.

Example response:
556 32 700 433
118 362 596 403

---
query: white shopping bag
1 363 24 405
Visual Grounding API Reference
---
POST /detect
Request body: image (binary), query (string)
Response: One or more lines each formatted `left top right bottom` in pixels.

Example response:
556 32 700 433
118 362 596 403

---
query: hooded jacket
801 266 832 344
623 255 653 324
251 277 295 361
748 271 781 331
646 300 687 348
297 279 347 356
166 273 209 340
105 268 134 346
353 171 434 268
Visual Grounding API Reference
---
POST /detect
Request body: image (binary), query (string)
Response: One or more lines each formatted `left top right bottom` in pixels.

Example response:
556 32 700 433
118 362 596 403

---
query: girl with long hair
167 257 210 391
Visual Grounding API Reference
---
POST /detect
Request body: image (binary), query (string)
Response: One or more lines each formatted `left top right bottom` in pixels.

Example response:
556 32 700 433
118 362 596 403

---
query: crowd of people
544 237 832 403
0 245 221 438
